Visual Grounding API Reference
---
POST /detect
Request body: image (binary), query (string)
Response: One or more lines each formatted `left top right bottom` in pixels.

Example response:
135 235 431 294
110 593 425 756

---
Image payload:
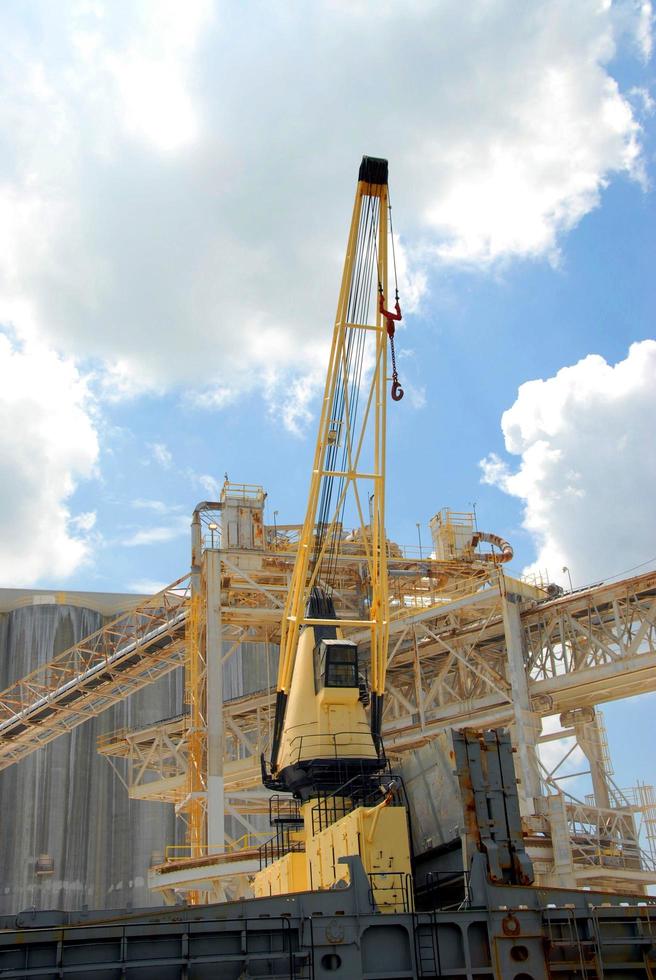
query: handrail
163 832 271 863
285 729 383 766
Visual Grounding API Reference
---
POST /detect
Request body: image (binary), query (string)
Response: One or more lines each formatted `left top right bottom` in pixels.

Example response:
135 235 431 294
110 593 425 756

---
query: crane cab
314 639 358 690
271 622 380 799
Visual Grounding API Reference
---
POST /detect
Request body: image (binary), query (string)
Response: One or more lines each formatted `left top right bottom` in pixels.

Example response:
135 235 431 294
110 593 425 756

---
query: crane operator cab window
315 639 358 690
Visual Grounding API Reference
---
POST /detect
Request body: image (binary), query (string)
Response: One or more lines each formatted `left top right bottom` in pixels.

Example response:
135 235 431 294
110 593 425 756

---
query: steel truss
2 520 655 897
0 577 190 769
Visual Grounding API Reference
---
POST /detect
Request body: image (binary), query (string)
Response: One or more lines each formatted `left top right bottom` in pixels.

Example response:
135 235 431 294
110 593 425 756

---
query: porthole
510 944 529 962
321 952 342 970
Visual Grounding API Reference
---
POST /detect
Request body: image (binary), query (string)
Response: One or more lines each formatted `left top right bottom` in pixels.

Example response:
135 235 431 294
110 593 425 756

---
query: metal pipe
191 501 222 596
471 531 513 563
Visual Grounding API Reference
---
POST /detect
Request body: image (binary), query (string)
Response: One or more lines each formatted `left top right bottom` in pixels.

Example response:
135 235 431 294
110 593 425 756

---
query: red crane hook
379 289 404 402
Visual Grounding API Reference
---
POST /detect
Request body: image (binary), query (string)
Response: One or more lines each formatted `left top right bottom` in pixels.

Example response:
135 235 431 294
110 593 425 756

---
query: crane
256 157 412 907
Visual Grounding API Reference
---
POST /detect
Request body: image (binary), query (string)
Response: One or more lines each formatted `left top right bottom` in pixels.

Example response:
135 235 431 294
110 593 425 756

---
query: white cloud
481 340 656 588
637 0 654 57
148 442 173 468
131 498 181 514
121 515 188 547
103 1 210 153
0 333 99 585
628 85 655 117
70 510 97 532
0 0 651 429
614 0 654 59
406 384 427 411
187 386 238 411
188 472 223 500
126 578 169 594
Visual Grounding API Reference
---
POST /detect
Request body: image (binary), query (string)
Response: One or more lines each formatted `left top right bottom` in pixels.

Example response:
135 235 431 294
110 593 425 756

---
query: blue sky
0 1 655 792
69 145 656 597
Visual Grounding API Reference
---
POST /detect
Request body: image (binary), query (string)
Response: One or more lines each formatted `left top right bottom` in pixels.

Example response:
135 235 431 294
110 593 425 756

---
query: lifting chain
378 286 404 401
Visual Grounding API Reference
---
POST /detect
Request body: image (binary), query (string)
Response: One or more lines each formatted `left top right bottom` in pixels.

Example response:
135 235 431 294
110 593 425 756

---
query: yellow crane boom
254 158 413 909
268 156 399 777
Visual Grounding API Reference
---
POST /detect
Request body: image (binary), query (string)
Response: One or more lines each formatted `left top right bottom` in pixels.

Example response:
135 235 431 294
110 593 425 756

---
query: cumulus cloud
0 0 650 420
0 334 99 585
481 340 656 587
121 515 188 547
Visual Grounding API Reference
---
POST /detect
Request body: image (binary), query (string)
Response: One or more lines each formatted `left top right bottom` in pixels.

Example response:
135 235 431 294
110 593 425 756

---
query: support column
545 793 576 888
500 576 542 820
205 548 225 851
561 707 612 809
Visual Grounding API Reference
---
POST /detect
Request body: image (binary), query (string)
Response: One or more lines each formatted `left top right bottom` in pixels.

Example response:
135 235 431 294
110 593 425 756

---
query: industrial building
1 489 655 909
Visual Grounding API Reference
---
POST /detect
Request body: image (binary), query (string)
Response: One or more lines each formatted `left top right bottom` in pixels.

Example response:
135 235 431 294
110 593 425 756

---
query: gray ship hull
2 855 655 979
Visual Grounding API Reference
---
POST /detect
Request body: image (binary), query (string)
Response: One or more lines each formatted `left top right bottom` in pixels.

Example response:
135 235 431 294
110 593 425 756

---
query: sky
0 2 655 792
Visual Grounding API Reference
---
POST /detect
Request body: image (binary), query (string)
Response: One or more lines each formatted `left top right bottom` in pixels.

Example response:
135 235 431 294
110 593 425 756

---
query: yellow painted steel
305 802 411 912
276 175 391 705
276 625 377 773
253 797 412 912
183 590 207 904
253 848 308 899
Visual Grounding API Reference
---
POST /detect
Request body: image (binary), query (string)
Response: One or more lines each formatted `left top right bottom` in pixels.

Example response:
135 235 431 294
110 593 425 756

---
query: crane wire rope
311 190 380 595
374 192 403 401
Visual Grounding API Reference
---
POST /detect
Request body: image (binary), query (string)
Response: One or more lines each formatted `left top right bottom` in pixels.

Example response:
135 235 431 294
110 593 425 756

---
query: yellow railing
221 482 266 504
163 832 271 863
96 727 130 751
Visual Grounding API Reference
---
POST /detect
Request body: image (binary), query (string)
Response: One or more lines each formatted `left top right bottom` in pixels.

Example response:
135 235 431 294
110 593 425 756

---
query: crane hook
379 287 404 402
379 290 402 326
